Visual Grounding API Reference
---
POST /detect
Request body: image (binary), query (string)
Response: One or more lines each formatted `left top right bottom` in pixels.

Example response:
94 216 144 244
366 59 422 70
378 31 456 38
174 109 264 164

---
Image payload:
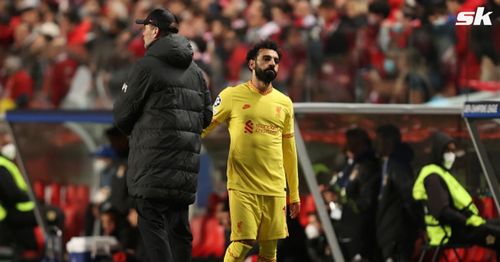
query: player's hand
289 202 301 219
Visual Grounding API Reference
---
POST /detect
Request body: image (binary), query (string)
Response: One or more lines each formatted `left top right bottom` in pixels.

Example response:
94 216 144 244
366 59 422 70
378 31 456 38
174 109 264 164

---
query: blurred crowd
0 0 499 112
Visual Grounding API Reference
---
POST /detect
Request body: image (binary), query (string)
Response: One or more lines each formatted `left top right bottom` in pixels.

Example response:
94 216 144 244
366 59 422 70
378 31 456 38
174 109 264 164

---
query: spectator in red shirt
41 38 79 107
2 55 33 108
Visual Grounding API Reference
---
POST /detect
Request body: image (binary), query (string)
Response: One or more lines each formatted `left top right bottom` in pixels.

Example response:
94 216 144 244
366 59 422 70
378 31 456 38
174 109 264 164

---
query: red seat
33 226 45 252
481 197 498 219
76 185 90 208
191 216 225 258
49 183 61 206
439 248 466 262
204 218 225 257
33 181 45 202
462 247 496 262
191 216 204 257
62 205 80 243
300 194 316 227
65 184 78 207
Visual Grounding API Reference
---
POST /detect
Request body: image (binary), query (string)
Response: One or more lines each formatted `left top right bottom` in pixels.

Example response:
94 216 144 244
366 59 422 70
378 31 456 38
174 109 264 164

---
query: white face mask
93 159 108 174
1 143 16 160
305 224 320 239
443 152 456 169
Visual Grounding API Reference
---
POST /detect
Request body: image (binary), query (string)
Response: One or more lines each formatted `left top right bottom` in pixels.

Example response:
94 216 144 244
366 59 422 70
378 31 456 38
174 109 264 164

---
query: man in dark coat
338 127 381 261
113 8 212 262
374 124 419 261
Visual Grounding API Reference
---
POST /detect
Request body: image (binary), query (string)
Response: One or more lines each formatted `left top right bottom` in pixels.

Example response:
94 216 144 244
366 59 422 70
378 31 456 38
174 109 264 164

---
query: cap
18 0 39 12
135 8 179 33
36 22 60 38
92 145 117 159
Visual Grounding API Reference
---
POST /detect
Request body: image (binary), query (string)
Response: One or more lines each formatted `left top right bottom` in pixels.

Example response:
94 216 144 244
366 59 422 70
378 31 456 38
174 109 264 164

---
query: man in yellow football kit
203 40 300 262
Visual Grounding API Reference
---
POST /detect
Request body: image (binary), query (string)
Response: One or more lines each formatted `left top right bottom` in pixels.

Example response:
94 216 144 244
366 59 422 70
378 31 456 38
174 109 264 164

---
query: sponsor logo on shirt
255 123 279 135
244 120 280 135
242 104 251 110
121 83 128 93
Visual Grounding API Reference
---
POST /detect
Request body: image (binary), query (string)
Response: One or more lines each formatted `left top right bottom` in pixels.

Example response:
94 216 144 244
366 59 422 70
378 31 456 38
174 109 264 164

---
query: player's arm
202 88 232 137
283 100 300 217
113 62 152 135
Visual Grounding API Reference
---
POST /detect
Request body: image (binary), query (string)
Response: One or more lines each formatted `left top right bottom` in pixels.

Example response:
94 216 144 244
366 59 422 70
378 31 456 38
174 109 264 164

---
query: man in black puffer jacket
113 8 212 262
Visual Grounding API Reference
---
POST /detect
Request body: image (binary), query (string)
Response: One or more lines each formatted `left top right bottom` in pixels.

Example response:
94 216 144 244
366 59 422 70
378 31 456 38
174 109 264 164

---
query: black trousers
0 209 37 250
135 198 193 262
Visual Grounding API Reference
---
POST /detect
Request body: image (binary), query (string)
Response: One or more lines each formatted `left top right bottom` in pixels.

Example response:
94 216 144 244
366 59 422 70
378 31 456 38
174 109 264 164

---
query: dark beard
255 67 277 84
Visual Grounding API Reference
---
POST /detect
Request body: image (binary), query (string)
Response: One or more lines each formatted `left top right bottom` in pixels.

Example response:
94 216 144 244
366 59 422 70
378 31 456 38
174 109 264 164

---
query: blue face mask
384 58 396 74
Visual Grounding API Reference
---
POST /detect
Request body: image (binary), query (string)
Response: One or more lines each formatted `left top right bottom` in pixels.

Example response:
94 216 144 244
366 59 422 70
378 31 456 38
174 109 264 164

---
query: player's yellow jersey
203 81 299 203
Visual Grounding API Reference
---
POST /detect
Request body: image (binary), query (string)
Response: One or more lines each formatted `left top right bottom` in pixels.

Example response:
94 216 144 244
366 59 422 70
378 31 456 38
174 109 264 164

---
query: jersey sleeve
202 88 232 137
282 99 299 203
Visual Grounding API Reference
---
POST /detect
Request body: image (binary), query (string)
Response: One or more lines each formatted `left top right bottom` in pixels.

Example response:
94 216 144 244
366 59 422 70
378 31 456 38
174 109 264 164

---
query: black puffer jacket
113 34 212 204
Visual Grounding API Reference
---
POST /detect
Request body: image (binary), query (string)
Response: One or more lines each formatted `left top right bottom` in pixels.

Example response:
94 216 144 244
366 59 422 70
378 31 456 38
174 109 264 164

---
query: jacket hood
147 34 193 69
430 131 454 165
354 148 376 163
391 142 414 163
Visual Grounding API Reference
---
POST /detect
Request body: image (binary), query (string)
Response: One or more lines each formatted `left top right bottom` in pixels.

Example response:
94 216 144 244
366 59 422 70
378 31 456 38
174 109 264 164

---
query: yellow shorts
228 189 288 241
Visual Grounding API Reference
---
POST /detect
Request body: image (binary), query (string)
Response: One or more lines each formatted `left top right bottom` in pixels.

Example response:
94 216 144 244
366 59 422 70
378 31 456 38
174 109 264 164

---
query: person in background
104 126 129 227
413 131 500 255
374 124 419 261
1 55 33 110
99 203 120 239
0 131 37 258
121 207 148 262
304 213 332 262
113 8 212 262
337 127 380 261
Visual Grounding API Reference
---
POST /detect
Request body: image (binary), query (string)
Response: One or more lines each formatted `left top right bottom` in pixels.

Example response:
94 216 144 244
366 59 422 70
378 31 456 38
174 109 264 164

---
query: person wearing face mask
413 131 500 254
0 140 37 258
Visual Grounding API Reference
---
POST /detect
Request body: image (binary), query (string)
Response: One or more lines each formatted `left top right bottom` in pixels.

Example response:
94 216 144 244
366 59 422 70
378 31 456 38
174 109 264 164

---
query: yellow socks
223 241 253 262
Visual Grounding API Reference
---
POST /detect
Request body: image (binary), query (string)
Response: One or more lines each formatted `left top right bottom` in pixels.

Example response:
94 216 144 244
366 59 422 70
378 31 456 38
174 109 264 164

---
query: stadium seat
417 233 470 262
34 226 45 253
76 185 89 207
481 197 498 219
33 181 45 202
49 183 61 206
191 216 225 258
462 246 496 262
191 216 204 257
62 205 80 243
65 184 78 206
